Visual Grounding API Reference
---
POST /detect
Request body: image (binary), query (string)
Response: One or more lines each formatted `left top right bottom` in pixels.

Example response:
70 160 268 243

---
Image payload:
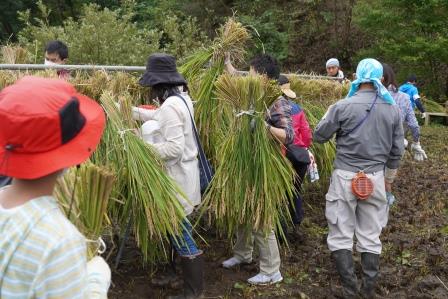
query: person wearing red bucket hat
0 76 111 298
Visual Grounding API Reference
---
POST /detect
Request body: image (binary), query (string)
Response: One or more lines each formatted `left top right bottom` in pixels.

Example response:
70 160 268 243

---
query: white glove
403 138 408 148
421 112 426 119
410 142 428 161
87 256 111 299
384 167 398 184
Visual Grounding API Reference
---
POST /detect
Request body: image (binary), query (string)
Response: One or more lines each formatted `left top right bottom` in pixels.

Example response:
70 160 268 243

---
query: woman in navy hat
135 53 203 299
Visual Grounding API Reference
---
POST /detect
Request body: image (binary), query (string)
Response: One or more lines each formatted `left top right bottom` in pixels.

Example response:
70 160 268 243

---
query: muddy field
109 126 448 299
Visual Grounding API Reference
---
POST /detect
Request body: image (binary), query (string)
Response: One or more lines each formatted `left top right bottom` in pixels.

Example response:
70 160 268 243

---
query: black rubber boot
167 253 204 299
360 252 380 299
331 250 359 299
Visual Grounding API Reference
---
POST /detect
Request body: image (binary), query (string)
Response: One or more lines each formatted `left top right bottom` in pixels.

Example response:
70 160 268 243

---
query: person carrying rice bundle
221 54 293 285
380 63 427 206
314 58 404 299
382 63 427 162
134 53 204 299
277 75 312 242
0 77 111 298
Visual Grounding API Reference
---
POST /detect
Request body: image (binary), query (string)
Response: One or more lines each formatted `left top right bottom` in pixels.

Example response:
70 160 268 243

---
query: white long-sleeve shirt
133 91 201 215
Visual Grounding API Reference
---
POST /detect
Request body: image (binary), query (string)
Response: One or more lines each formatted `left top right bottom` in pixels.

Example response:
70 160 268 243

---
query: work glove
410 142 428 161
386 192 396 206
403 138 408 149
87 256 111 299
421 112 426 119
307 151 319 183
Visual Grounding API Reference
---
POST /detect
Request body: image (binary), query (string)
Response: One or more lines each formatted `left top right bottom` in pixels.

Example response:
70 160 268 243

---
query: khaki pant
233 227 281 275
325 169 389 254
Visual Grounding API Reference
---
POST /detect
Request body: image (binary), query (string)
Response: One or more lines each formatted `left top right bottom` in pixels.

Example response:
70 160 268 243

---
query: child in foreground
0 76 111 298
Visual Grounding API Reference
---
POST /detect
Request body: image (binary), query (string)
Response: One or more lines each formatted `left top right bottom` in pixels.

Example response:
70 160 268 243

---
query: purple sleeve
404 98 420 142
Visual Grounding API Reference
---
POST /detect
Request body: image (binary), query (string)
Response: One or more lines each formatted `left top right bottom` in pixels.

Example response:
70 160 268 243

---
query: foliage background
0 0 447 102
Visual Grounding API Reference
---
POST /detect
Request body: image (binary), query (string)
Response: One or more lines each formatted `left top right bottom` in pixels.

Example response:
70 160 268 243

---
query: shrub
16 0 207 65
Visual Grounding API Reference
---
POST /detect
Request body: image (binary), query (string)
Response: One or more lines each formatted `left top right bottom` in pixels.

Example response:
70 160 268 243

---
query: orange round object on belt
351 171 374 200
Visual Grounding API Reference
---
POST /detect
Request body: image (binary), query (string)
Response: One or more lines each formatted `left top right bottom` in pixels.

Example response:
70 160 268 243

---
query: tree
354 0 448 101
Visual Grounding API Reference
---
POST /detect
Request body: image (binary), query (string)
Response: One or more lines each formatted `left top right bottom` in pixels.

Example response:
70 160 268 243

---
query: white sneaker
222 256 250 269
247 271 283 285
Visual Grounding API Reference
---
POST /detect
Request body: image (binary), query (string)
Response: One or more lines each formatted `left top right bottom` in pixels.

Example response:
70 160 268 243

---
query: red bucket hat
0 76 105 179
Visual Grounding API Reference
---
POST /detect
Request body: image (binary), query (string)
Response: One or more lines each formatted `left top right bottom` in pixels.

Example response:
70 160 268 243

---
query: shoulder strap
174 94 213 181
339 95 378 137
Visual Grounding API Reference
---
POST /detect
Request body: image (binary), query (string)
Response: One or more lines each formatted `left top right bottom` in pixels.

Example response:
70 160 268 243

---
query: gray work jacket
314 89 404 173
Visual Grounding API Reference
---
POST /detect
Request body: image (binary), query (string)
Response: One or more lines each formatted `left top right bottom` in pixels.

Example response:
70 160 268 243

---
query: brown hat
278 75 296 99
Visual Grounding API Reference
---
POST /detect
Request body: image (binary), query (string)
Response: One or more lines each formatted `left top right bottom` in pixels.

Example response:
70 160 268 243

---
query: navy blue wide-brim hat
139 53 187 87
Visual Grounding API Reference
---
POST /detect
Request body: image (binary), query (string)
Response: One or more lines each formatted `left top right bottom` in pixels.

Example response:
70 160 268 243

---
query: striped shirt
0 192 88 298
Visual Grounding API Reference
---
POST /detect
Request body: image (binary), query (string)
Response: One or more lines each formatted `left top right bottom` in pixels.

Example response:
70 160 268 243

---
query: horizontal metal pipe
0 64 341 80
235 70 340 80
0 64 146 72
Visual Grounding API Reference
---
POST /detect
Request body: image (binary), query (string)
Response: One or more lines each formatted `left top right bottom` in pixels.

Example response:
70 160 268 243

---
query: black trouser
0 176 12 188
288 160 309 225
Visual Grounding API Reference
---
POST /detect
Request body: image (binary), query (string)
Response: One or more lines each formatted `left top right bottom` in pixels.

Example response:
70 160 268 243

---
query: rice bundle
179 18 250 162
1 45 28 64
289 77 349 108
55 163 115 259
70 70 111 99
421 97 446 113
100 91 188 261
200 74 295 237
0 70 57 89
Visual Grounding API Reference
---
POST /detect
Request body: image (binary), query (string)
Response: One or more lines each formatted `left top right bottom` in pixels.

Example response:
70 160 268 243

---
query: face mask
44 59 58 66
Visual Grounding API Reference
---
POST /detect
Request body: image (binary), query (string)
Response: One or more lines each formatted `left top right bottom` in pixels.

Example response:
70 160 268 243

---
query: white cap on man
326 58 340 68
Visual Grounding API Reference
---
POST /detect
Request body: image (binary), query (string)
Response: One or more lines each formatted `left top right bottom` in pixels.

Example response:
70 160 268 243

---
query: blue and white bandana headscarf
347 58 395 105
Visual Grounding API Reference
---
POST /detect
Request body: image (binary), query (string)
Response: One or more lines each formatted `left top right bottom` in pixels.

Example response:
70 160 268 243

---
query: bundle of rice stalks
0 71 21 89
200 74 295 237
179 18 250 163
100 91 188 261
70 70 111 99
289 77 349 107
107 72 147 101
1 45 28 64
0 70 58 89
55 162 116 259
421 97 446 113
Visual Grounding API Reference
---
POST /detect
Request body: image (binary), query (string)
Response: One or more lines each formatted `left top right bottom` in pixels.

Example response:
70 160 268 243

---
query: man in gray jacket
314 58 404 298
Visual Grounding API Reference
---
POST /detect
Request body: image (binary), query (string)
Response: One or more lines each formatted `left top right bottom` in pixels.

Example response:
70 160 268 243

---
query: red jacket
289 101 312 148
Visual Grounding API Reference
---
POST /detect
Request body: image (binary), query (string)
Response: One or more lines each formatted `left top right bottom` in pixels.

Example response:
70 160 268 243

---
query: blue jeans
170 220 201 257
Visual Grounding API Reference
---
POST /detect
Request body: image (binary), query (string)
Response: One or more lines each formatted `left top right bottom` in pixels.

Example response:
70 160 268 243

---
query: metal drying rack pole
0 64 340 80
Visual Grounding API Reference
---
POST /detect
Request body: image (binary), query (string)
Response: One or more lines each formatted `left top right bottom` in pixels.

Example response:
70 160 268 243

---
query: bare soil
109 126 448 299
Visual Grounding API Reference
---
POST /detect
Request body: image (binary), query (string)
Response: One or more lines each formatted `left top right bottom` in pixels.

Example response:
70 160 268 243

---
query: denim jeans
170 219 201 257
